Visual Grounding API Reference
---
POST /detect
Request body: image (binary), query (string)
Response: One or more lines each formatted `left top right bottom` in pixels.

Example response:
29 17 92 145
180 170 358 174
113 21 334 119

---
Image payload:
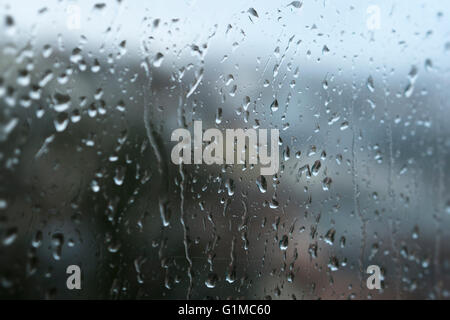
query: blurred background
0 0 449 299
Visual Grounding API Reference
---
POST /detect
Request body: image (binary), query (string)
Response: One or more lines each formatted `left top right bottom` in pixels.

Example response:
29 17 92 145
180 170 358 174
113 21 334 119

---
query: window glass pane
0 0 449 299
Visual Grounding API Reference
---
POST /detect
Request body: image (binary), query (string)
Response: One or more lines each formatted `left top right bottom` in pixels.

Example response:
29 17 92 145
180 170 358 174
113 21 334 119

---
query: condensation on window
0 0 449 299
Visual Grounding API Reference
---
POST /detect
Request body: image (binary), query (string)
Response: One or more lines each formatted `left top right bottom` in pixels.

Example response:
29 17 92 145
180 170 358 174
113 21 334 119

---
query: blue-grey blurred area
0 0 449 299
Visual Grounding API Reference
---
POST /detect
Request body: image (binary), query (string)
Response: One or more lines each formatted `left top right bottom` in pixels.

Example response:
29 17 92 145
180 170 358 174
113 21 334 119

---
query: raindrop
340 121 349 131
32 230 43 248
205 273 218 288
42 44 53 58
91 180 100 192
288 1 303 9
328 257 339 271
153 52 164 67
311 160 321 176
248 8 259 19
215 108 222 124
279 235 289 250
225 178 235 196
5 15 15 36
54 113 69 132
2 227 18 246
70 47 83 64
255 176 267 193
270 99 279 112
367 76 375 92
322 177 332 190
412 225 419 239
324 228 335 245
51 233 64 260
114 166 126 186
53 93 71 112
17 70 30 86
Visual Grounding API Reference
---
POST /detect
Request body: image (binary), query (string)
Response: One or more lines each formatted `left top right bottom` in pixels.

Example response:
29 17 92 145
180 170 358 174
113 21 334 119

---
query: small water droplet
248 8 259 19
270 99 279 112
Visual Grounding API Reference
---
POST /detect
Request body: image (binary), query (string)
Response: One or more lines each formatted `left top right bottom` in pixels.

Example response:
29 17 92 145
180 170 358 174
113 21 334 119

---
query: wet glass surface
0 0 449 299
